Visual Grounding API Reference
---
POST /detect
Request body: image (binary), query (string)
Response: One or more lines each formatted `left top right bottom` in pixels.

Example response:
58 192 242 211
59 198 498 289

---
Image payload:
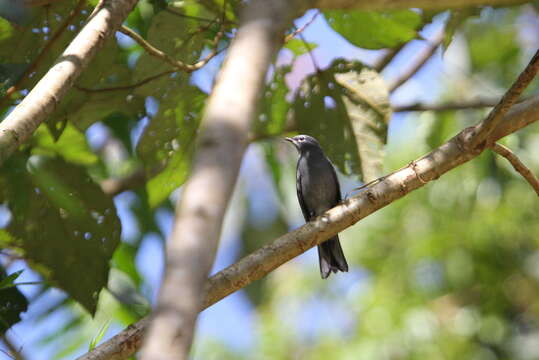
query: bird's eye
299 136 305 142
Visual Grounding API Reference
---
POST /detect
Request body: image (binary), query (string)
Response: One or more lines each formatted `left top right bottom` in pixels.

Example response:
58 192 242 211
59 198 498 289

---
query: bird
285 134 348 278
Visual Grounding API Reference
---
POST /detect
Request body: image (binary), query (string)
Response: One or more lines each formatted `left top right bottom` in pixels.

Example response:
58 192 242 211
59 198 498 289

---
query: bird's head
285 134 322 152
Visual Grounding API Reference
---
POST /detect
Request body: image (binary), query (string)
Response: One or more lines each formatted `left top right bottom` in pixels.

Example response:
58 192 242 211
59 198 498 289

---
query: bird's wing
296 160 312 221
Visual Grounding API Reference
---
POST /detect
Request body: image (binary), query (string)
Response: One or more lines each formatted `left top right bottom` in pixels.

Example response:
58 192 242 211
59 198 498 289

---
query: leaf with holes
133 2 210 97
293 59 390 181
137 82 206 207
255 66 292 138
0 155 121 315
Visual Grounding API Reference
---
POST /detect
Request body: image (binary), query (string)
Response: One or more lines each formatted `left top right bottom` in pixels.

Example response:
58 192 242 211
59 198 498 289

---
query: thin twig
0 0 139 166
74 70 176 93
165 7 236 26
490 143 539 196
372 43 405 72
284 11 319 42
469 49 539 149
394 99 497 112
100 168 146 196
387 30 444 92
0 335 25 360
119 25 224 73
0 0 87 106
164 8 215 23
393 96 533 112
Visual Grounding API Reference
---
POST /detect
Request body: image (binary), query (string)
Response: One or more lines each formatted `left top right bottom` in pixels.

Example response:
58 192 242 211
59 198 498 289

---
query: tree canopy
0 0 538 359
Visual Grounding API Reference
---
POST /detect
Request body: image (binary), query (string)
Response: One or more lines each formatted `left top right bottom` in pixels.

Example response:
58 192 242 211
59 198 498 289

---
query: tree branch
118 24 224 73
77 93 539 360
138 1 313 359
393 99 498 112
100 169 147 197
0 335 25 360
490 143 539 196
0 0 139 165
387 29 444 93
75 70 176 93
469 49 539 149
0 0 87 107
372 44 404 72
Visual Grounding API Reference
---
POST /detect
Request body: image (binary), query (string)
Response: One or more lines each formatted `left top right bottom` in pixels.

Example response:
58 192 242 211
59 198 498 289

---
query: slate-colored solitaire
286 134 349 278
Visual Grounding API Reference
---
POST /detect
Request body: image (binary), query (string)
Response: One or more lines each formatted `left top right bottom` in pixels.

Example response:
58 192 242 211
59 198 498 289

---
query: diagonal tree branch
78 93 539 360
138 1 313 359
0 0 87 107
387 29 444 93
0 0 139 165
469 49 539 149
490 143 539 196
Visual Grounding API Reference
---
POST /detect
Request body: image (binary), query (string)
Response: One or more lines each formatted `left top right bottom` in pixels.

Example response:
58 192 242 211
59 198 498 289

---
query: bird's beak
285 137 294 144
284 137 298 149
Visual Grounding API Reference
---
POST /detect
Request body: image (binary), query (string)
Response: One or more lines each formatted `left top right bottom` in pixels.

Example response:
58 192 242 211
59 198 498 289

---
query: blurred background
1 1 539 359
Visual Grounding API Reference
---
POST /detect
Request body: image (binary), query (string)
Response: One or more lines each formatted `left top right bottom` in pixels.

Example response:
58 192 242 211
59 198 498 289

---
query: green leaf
0 269 23 290
284 39 318 57
255 66 292 137
113 243 143 288
324 10 421 49
0 155 122 314
0 1 94 94
293 59 391 181
443 8 482 50
133 2 209 97
0 266 28 334
32 124 98 165
89 320 111 351
138 82 206 207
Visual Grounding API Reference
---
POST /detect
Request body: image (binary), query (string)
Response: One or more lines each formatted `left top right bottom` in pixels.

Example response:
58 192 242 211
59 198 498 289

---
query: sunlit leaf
324 10 421 49
32 124 98 165
0 269 23 290
0 155 121 314
284 39 318 57
133 2 209 97
138 82 206 207
255 66 291 138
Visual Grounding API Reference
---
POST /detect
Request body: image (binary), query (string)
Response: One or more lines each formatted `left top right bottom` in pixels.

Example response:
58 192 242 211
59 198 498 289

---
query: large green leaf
0 1 93 93
0 155 121 314
31 123 98 165
324 10 421 49
137 82 206 207
133 1 210 97
46 38 146 134
293 59 390 181
255 66 292 137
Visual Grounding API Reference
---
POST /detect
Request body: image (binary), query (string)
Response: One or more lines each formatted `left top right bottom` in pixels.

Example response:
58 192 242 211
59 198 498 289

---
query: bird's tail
317 236 349 279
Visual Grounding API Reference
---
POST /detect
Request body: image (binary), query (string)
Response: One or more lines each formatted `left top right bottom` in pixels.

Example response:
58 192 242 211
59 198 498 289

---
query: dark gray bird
286 134 348 278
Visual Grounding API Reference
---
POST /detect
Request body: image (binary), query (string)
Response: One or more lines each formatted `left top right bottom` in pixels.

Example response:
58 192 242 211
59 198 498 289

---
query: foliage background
0 0 538 359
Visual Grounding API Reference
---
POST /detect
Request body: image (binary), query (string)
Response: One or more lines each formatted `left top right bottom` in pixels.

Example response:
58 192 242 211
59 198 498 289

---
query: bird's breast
298 155 338 216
